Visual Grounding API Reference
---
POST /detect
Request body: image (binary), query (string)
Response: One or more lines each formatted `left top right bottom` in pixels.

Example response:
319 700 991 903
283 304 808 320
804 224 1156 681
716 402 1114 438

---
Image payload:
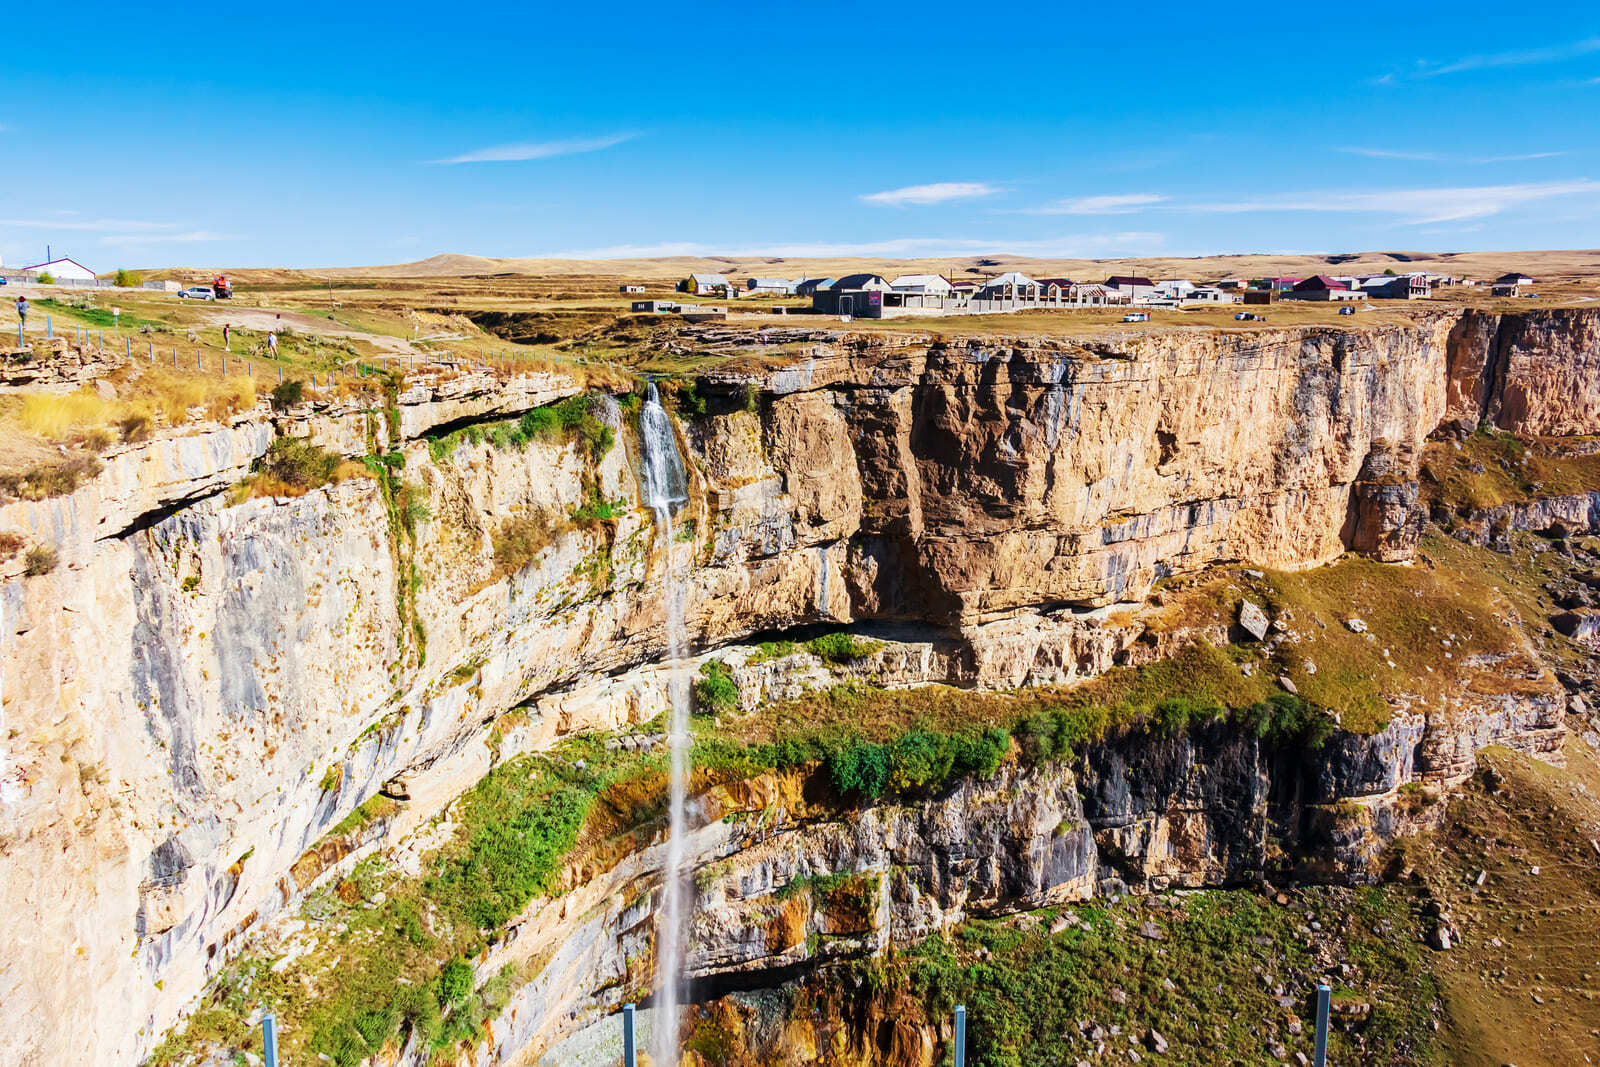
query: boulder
1239 600 1270 640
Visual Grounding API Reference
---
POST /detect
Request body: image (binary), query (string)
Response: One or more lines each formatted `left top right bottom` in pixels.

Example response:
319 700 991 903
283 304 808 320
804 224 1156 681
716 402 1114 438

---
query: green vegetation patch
426 393 616 464
1422 427 1600 512
804 631 885 664
693 659 739 715
875 886 1441 1067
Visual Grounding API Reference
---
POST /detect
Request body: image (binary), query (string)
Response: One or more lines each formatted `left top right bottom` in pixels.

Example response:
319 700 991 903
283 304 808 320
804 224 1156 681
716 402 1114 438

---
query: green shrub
1232 692 1333 748
37 271 55 285
271 379 306 410
23 544 58 576
693 660 739 715
436 959 474 1006
806 632 884 664
255 436 343 492
114 268 143 288
571 488 624 525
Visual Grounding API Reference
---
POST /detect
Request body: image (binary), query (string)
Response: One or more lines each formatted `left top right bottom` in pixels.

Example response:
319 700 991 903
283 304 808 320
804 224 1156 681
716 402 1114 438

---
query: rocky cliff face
1445 308 1600 436
0 311 1594 1066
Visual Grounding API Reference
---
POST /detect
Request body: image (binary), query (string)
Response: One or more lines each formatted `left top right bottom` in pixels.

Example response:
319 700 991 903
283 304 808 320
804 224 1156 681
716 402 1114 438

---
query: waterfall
640 382 690 1066
639 383 688 512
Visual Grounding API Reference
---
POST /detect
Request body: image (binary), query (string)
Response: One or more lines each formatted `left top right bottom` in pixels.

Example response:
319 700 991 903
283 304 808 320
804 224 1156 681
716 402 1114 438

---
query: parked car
1338 306 1356 316
1234 312 1264 321
1121 312 1150 322
176 286 217 300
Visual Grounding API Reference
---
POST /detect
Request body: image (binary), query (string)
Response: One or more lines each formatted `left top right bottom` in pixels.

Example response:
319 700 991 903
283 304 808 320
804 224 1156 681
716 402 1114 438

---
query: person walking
267 330 278 358
223 323 231 351
15 295 27 330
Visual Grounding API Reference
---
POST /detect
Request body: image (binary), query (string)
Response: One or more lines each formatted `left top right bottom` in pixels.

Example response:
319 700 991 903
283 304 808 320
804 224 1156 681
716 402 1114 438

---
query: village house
631 300 679 313
1182 286 1236 305
679 273 730 296
812 274 892 317
1496 271 1535 287
1360 274 1430 300
619 284 645 294
746 277 796 295
1105 275 1155 301
23 256 97 282
888 274 957 310
1068 282 1128 306
794 277 835 297
977 271 1041 301
1284 276 1367 302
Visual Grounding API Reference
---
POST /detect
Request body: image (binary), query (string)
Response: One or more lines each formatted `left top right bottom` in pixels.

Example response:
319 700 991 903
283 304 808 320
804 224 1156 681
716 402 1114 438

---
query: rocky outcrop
0 310 1592 1065
1439 489 1600 548
1444 308 1600 435
472 682 1565 1066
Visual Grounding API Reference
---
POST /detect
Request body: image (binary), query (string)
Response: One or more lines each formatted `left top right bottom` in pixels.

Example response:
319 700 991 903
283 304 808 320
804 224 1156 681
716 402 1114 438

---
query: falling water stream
638 383 690 1065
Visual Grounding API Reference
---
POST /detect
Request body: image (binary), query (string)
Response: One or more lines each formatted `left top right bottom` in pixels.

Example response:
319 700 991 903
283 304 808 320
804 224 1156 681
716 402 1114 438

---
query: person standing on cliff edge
223 323 231 351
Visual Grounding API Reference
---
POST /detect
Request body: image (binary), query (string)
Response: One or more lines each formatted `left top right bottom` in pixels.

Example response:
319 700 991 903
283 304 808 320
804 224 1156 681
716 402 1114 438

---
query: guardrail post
126 337 131 358
954 1005 967 1067
1313 983 1330 1067
622 1003 636 1067
262 1011 279 1067
46 315 52 339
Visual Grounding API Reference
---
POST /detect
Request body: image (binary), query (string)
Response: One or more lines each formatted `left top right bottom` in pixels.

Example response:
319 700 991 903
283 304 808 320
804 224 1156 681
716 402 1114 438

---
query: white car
1122 312 1150 323
177 286 216 300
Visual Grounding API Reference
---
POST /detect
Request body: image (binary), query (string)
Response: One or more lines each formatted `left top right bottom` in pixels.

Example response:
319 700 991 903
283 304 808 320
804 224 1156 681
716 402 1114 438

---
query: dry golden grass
12 369 257 448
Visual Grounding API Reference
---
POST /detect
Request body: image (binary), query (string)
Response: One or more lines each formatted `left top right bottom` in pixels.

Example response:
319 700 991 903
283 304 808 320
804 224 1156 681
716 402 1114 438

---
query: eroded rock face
0 312 1591 1064
1444 309 1600 436
472 688 1564 1067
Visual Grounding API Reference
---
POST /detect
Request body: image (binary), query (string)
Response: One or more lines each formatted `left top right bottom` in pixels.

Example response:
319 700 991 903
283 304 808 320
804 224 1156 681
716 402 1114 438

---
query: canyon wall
0 310 1595 1065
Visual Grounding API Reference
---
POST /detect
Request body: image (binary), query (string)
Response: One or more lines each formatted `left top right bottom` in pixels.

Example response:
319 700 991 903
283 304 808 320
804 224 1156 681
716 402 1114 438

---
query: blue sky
3 2 1598 269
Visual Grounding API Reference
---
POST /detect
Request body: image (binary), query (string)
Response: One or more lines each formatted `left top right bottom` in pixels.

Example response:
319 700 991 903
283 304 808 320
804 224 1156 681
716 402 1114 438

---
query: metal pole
1313 983 1330 1067
262 1011 279 1067
622 1003 636 1067
46 316 52 340
954 1005 966 1067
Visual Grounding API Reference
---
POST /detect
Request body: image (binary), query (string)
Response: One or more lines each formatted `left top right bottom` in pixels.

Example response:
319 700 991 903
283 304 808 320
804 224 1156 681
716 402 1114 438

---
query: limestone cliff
0 310 1594 1066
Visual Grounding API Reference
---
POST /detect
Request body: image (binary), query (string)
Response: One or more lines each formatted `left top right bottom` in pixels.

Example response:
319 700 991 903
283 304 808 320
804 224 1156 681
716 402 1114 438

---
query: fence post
197 349 202 371
622 1003 636 1067
954 1005 966 1067
46 316 52 339
126 337 131 358
172 347 177 368
1313 983 1330 1067
261 1011 279 1067
148 341 153 362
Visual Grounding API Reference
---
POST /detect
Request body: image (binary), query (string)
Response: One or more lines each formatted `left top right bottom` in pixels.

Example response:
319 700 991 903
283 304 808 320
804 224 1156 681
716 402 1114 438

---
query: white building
889 274 954 296
1182 286 1236 305
746 277 796 295
23 257 96 282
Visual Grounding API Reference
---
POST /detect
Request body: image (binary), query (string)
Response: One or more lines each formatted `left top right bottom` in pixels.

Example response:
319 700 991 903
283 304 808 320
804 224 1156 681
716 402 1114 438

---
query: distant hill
314 249 1600 284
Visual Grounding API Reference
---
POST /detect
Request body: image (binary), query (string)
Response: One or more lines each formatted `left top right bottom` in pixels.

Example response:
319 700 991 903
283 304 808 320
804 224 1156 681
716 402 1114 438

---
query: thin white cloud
860 182 1000 207
546 232 1166 259
1190 179 1600 225
1379 35 1600 83
1 216 182 232
1024 193 1168 215
1424 35 1600 77
1338 146 1566 164
101 230 233 246
429 132 635 165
